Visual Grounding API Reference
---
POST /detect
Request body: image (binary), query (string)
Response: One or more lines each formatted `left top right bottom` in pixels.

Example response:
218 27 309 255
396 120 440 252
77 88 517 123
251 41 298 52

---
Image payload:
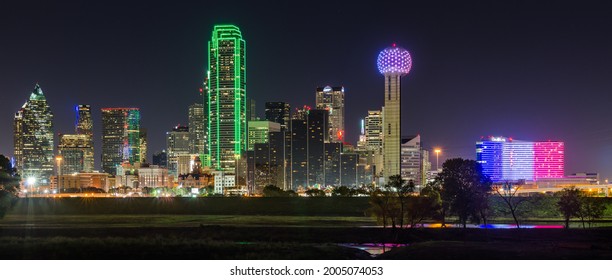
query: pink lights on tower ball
377 44 412 76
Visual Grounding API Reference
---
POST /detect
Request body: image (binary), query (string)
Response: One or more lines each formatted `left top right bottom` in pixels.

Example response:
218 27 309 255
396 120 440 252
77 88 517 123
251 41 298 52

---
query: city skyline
2 1 612 180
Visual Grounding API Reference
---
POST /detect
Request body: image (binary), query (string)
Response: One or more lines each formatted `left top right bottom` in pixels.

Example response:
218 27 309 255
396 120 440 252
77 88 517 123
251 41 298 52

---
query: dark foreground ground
2 223 612 259
2 198 612 259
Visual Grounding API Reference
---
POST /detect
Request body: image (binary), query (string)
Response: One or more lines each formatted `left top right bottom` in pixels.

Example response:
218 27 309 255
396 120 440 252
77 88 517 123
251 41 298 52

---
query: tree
386 175 413 228
305 188 326 197
557 187 582 229
421 180 447 226
494 182 529 228
262 185 296 197
0 155 20 219
436 158 492 228
262 185 284 197
332 186 352 197
366 188 394 228
578 197 606 228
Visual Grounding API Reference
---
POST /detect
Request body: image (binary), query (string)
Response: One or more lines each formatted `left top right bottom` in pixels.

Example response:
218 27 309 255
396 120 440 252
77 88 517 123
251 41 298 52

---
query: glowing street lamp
27 177 36 196
434 148 442 171
55 155 63 194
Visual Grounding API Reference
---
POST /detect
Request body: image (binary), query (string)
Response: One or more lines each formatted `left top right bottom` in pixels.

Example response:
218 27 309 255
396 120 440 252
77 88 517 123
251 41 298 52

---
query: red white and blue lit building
476 136 564 182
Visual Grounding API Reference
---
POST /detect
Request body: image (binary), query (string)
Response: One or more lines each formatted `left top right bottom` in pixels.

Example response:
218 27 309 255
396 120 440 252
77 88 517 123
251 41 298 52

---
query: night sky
2 1 612 179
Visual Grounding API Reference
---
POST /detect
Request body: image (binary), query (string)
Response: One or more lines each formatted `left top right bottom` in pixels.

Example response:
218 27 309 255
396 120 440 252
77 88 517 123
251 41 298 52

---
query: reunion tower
377 44 412 181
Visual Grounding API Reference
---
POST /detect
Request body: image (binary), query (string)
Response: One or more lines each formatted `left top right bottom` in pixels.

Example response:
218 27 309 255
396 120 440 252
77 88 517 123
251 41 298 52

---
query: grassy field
3 197 612 259
0 214 376 228
7 197 370 216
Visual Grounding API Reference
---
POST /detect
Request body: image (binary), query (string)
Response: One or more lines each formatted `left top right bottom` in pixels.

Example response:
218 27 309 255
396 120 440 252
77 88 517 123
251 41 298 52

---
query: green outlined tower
206 25 246 172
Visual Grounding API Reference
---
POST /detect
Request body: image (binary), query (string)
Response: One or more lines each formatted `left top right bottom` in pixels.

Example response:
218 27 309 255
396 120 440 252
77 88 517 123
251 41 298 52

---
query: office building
247 121 281 151
138 164 170 188
101 108 140 175
292 105 311 121
58 134 93 174
166 125 190 177
265 102 291 130
316 86 345 142
206 24 247 172
152 150 167 167
307 109 329 188
13 84 54 185
290 119 308 189
340 153 358 187
401 135 422 184
189 103 206 156
365 110 383 152
324 142 343 187
139 128 147 163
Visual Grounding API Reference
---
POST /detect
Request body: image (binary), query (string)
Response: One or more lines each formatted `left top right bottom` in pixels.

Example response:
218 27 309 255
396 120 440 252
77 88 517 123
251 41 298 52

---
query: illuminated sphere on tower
377 44 412 76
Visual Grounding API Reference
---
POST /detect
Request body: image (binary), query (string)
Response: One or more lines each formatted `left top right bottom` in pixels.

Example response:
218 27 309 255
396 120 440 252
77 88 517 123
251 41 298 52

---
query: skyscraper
340 153 358 187
290 119 308 189
58 134 91 174
101 108 140 175
401 135 422 184
166 125 190 177
188 103 206 156
246 130 288 194
365 110 383 152
265 102 291 130
292 105 311 121
324 142 343 187
247 98 257 121
365 110 384 179
377 45 412 181
316 86 345 142
76 105 93 137
152 150 168 167
206 24 247 172
75 104 94 171
13 84 54 185
247 121 281 151
139 128 147 163
307 109 329 188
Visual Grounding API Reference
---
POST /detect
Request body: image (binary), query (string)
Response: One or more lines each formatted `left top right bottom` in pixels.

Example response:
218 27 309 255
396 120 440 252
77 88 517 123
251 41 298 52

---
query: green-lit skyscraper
206 25 246 172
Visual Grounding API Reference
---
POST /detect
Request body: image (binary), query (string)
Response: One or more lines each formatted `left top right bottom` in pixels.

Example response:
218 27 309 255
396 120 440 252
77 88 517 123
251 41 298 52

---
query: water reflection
339 243 407 257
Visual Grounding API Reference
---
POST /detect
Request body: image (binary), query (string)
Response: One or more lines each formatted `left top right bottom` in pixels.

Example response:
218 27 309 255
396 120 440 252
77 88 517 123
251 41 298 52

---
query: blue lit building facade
476 136 537 182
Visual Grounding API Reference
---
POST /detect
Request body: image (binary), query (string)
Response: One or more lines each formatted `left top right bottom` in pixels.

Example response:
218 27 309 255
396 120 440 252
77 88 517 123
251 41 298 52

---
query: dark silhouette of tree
0 155 20 219
421 180 447 226
366 188 393 228
305 188 326 197
386 175 412 228
557 187 582 229
263 185 284 197
436 158 492 228
332 186 353 197
578 197 606 228
262 185 296 197
494 182 528 228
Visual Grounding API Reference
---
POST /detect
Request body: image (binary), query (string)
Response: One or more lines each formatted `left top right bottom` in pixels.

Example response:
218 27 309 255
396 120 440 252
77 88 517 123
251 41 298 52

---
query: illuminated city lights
377 46 412 76
476 136 565 182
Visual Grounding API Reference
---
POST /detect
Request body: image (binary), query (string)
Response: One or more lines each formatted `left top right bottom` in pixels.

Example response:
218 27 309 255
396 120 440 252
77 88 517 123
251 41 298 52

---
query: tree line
368 158 609 229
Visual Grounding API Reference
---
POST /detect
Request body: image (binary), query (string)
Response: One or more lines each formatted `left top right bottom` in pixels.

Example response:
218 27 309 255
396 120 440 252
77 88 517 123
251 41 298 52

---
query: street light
434 148 442 171
55 155 63 194
27 177 36 196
